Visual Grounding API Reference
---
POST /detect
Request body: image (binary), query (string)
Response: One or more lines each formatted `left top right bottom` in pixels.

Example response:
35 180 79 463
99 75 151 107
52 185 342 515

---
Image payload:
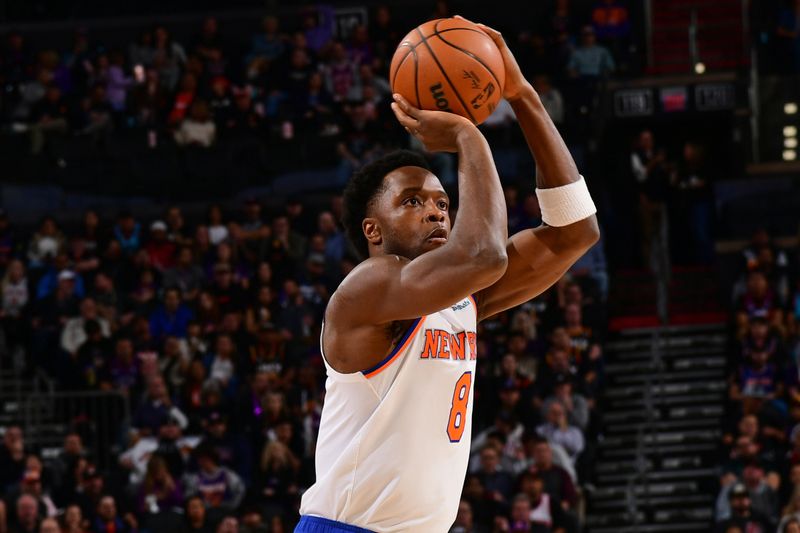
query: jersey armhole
361 316 427 379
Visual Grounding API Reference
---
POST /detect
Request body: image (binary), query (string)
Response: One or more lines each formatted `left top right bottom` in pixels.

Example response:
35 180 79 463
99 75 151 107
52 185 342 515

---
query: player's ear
363 218 382 247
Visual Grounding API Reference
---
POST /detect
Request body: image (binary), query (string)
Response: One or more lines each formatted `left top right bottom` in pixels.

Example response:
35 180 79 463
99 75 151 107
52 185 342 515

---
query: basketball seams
391 44 414 90
413 26 478 124
431 20 503 92
412 48 421 108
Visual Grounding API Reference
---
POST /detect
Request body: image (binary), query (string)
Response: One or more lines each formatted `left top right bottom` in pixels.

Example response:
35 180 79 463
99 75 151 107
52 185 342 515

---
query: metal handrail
689 8 699 71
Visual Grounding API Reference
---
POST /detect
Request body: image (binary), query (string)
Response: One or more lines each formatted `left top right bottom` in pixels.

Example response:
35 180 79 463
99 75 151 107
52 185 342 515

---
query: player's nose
424 205 445 223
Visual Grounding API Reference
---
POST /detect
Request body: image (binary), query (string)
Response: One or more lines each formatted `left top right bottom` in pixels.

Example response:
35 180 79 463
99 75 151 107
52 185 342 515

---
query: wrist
454 122 483 146
507 82 536 104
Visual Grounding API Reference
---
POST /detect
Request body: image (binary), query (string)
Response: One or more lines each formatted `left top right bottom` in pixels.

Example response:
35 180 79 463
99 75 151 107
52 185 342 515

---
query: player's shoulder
339 255 408 292
328 255 408 322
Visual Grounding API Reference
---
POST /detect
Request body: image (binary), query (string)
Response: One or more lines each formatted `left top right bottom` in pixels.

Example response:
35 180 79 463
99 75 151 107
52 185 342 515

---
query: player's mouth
425 227 448 245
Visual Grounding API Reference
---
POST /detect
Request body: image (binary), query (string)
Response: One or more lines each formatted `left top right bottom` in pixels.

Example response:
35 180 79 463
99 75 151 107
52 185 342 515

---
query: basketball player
296 19 600 533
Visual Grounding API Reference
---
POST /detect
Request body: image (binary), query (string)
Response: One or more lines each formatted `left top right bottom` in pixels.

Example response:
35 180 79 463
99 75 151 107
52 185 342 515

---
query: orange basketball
390 18 506 125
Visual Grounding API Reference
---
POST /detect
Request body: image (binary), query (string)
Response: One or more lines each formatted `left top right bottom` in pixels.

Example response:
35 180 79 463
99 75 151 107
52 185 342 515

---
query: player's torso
300 295 478 532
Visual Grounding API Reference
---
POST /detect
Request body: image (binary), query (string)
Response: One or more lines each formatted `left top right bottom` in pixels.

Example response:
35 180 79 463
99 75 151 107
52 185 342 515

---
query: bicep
475 223 595 321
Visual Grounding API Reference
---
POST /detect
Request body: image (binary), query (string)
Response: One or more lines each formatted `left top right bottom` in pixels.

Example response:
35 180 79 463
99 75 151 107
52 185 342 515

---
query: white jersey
300 295 479 532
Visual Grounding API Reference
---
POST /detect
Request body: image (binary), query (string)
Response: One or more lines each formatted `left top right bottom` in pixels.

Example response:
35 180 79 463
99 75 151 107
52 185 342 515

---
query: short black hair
342 150 431 259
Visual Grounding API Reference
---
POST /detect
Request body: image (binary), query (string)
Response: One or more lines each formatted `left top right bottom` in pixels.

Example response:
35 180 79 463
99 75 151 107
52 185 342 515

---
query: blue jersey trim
295 515 374 533
360 317 423 377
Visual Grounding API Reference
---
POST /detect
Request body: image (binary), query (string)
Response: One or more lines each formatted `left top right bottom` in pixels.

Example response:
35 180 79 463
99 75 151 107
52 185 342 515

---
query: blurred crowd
714 228 800 532
0 183 608 533
0 0 635 184
0 1 631 532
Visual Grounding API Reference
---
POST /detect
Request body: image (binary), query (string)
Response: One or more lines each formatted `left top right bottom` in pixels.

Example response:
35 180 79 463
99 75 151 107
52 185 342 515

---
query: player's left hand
454 15 530 102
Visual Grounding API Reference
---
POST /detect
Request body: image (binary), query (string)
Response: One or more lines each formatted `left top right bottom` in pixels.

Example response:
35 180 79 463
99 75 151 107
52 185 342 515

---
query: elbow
581 215 601 249
471 245 509 282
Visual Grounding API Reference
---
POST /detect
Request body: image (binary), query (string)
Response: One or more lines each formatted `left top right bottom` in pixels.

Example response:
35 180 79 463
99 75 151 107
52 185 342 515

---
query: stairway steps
600 442 717 458
606 417 722 435
598 467 717 485
668 405 724 418
610 393 723 408
593 481 699 499
590 494 713 511
611 369 725 385
606 381 726 399
654 507 714 523
590 523 710 533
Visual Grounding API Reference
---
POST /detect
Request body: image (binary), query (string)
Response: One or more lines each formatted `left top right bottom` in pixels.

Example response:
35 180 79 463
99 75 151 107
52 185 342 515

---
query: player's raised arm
331 95 508 327
464 18 601 321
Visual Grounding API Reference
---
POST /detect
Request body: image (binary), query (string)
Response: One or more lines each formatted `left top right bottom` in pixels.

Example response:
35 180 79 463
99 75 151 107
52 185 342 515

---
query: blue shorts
295 516 373 533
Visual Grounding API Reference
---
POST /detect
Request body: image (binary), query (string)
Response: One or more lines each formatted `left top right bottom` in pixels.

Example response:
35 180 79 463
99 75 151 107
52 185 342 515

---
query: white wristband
535 175 597 227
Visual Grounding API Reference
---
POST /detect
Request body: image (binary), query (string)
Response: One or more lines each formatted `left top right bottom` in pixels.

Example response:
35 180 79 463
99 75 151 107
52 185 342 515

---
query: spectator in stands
449 499 485 533
532 75 564 127
542 374 590 433
182 495 211 533
92 495 136 533
152 26 186 91
136 455 183 515
516 471 571 533
473 446 514 507
149 287 193 341
132 374 188 437
106 50 134 114
37 252 86 300
163 247 204 301
61 504 86 533
730 342 781 415
61 298 111 356
28 84 69 156
167 73 197 126
715 482 772 533
528 438 579 523
717 463 779 525
174 100 216 148
39 518 59 533
249 15 286 67
113 213 142 256
736 270 783 337
567 26 615 79
2 258 31 357
184 443 245 514
321 42 359 103
27 217 66 270
11 494 41 533
253 440 300 520
536 402 584 464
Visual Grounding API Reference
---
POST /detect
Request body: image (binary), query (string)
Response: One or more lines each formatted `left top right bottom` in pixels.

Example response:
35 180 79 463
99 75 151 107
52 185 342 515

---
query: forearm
510 85 579 188
449 128 508 255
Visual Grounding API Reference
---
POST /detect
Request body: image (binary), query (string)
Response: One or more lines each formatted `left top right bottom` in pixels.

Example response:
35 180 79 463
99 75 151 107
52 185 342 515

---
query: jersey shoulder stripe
361 316 426 379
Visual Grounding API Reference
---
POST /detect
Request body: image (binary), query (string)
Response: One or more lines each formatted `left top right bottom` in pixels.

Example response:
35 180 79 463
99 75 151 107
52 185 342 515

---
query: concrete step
592 480 699 500
598 467 716 485
589 493 713 511
600 442 717 459
588 522 710 533
654 507 714 523
606 381 726 399
611 369 725 385
606 417 722 435
609 393 723 408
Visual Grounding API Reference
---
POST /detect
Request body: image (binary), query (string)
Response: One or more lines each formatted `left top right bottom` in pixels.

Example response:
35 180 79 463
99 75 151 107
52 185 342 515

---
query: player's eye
438 201 448 210
405 197 420 206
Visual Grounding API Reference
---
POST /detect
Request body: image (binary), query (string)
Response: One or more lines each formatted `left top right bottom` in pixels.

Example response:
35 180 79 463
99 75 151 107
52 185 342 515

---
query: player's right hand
454 15 530 103
391 93 475 153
